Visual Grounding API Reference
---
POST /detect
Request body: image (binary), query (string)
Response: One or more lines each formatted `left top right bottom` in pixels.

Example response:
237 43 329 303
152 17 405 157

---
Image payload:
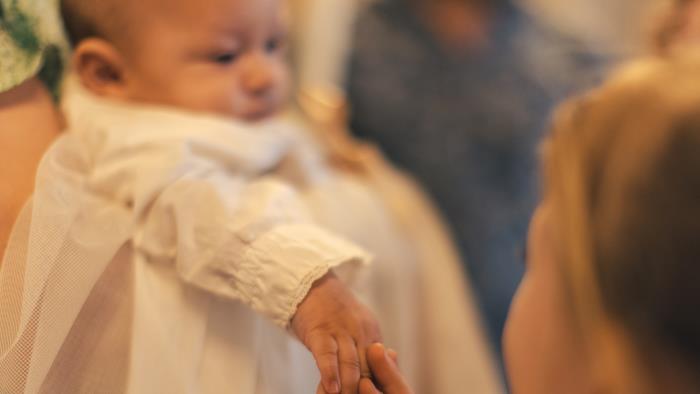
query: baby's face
122 0 289 121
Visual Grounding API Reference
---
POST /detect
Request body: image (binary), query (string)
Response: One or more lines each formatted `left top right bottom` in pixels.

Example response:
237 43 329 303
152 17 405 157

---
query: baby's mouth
242 102 279 122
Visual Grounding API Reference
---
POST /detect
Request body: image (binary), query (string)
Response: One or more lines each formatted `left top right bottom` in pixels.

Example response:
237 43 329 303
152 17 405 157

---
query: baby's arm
136 172 380 393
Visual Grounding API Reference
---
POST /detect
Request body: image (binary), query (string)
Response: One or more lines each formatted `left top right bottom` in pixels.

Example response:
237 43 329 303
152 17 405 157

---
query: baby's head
61 0 289 121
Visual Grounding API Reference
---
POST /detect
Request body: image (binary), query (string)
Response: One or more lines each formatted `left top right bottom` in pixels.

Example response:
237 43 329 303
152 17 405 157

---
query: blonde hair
545 55 700 383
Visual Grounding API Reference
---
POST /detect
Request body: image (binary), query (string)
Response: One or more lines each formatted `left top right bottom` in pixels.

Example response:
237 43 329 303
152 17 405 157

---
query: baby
0 0 504 392
2 0 380 393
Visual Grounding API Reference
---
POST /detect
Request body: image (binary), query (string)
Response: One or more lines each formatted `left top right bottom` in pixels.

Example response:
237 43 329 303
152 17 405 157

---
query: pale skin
673 0 700 47
69 0 381 392
502 204 596 394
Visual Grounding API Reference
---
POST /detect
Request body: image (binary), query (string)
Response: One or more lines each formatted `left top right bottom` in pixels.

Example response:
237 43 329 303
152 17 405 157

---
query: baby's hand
291 272 382 394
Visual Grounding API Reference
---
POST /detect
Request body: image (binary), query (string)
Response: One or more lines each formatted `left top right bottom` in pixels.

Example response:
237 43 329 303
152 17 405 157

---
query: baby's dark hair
60 0 129 47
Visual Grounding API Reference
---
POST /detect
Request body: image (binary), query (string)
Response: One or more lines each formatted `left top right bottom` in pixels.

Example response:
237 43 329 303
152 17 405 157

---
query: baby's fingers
338 336 361 394
359 323 383 380
359 378 381 394
309 334 341 393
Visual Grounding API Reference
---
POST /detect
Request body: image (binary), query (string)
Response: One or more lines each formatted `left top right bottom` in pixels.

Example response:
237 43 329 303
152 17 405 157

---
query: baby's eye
265 37 284 53
212 51 239 64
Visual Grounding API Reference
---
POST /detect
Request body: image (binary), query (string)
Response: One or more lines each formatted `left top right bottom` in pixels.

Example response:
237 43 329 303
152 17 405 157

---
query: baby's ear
72 38 128 98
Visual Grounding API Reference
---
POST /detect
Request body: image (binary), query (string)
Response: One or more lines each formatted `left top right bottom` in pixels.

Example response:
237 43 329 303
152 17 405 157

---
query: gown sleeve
134 172 371 327
85 127 372 328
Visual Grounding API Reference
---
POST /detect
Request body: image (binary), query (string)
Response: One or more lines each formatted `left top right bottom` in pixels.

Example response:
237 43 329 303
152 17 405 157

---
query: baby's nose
245 71 273 96
242 56 275 96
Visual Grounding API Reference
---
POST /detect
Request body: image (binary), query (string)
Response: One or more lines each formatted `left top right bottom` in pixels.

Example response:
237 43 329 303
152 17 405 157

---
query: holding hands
291 272 383 394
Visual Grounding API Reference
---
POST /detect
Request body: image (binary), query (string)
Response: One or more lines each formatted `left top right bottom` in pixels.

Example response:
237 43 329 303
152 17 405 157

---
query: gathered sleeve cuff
187 223 371 327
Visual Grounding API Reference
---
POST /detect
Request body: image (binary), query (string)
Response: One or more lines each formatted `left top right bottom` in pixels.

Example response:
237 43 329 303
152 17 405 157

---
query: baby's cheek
272 70 291 106
199 85 247 119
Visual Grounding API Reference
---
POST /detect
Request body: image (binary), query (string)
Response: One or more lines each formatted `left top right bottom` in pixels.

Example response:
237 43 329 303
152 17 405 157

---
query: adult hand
359 344 414 394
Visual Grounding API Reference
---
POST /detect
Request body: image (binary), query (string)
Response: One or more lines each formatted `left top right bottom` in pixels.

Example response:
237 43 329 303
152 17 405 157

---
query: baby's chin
132 94 284 124
237 105 282 123
199 100 285 123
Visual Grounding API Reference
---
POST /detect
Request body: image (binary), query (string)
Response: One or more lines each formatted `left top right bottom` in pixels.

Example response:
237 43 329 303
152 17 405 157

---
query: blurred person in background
362 53 700 394
345 0 609 357
346 0 660 359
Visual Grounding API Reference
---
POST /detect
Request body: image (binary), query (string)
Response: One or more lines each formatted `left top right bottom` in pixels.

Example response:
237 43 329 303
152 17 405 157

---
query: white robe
0 82 503 393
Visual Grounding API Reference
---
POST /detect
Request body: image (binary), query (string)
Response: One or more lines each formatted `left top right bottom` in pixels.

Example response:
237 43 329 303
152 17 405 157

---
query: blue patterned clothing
346 0 606 356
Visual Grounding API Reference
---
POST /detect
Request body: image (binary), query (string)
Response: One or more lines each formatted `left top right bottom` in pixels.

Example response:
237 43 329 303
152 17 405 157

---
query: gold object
297 85 382 174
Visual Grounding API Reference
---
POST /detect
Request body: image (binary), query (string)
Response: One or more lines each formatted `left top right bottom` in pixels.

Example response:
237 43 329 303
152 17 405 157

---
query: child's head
504 55 700 394
61 0 290 121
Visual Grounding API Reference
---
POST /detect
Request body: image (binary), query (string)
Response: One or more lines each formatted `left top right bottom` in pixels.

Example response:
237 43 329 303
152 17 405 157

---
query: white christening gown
0 81 503 394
